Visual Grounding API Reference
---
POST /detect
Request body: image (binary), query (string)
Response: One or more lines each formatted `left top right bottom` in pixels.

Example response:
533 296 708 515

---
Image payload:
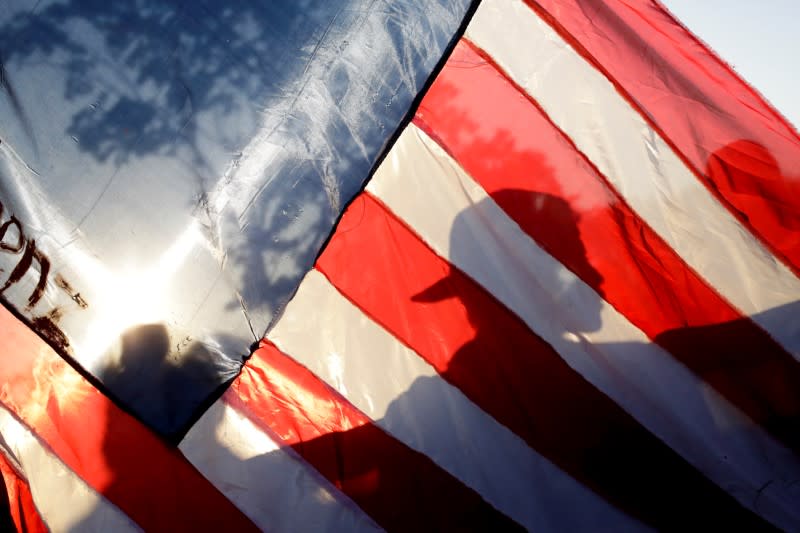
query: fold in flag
0 0 799 531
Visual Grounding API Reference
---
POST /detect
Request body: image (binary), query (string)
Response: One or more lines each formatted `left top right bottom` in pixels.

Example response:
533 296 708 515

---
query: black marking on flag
0 198 89 352
55 273 89 309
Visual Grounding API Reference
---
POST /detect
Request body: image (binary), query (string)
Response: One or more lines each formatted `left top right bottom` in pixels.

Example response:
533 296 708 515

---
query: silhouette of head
413 189 604 334
706 140 781 185
100 322 238 441
706 139 800 236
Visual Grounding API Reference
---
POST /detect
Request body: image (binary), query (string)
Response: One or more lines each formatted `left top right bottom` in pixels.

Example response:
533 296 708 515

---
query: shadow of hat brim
411 276 458 303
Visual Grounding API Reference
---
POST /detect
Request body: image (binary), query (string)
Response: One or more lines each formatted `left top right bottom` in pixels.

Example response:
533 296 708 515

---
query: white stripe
464 0 800 358
366 123 800 530
269 269 647 532
0 406 140 532
179 400 381 533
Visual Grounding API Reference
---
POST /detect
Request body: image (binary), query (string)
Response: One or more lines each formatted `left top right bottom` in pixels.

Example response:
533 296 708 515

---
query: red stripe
0 306 259 533
413 40 800 452
315 192 774 531
525 0 800 274
229 339 522 532
0 452 46 533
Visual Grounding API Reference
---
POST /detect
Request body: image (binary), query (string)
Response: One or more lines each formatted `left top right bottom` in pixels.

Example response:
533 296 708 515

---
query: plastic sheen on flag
0 0 799 531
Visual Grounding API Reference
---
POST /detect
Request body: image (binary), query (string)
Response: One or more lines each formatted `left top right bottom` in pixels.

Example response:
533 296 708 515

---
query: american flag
0 0 799 531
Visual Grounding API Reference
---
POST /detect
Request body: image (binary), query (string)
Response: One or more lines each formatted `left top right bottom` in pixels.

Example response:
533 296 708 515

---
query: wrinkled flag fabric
1 0 800 531
0 0 473 439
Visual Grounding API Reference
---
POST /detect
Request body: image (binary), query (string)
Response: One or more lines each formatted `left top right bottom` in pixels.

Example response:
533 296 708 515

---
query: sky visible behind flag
662 0 800 128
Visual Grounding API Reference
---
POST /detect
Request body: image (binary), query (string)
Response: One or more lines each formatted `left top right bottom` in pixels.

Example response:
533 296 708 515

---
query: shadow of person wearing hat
375 188 775 531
